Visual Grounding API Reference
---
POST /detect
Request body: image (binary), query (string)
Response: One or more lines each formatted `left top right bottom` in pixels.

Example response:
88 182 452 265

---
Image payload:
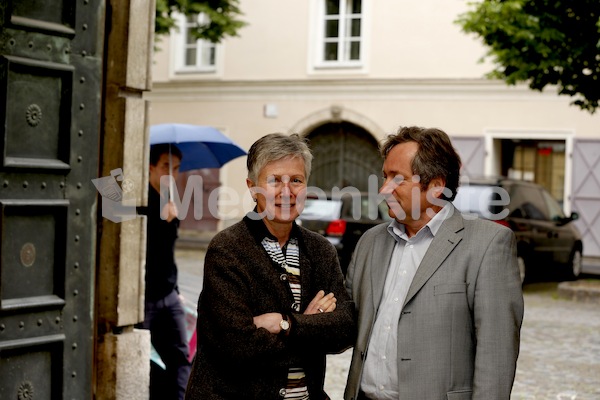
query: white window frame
314 0 364 68
484 129 574 213
172 13 218 73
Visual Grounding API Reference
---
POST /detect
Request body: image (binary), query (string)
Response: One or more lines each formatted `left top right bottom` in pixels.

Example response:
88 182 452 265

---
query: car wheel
517 255 527 284
566 247 583 280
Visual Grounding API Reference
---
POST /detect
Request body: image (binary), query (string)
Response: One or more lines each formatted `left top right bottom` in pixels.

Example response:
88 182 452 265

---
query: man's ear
429 177 446 199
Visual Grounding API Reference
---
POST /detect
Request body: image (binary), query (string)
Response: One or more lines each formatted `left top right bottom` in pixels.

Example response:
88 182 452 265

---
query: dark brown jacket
185 214 356 400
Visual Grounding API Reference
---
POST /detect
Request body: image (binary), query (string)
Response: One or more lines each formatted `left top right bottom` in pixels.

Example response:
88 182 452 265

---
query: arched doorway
306 122 381 191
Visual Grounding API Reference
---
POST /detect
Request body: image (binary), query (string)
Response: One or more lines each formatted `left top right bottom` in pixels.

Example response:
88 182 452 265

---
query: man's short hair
150 144 183 166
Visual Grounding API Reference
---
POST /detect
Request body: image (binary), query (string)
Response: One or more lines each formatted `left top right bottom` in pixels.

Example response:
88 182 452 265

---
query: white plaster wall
224 0 310 79
368 0 493 78
152 0 494 81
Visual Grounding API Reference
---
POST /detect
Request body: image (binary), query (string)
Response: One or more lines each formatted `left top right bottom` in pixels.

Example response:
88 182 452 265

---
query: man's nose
380 179 394 195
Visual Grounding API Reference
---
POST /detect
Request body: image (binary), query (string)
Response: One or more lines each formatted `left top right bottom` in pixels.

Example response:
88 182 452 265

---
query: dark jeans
143 289 191 400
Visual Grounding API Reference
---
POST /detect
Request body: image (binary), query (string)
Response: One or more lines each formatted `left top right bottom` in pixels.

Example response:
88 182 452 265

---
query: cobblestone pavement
510 283 600 400
176 248 600 400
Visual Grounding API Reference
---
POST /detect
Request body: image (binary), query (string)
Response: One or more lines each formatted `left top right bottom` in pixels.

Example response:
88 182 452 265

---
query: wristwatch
279 314 290 334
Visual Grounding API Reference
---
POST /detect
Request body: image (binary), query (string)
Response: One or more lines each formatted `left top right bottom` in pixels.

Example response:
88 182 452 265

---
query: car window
339 196 386 220
301 199 342 220
541 189 565 220
521 202 546 220
360 197 393 221
510 185 548 220
453 185 509 220
360 198 370 218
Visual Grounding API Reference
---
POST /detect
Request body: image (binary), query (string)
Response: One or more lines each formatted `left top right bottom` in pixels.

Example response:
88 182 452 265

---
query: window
319 0 362 66
541 188 565 221
453 185 510 220
176 13 216 72
513 186 548 220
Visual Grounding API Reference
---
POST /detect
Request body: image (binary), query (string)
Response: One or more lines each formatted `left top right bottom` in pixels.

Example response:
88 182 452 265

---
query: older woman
185 133 356 400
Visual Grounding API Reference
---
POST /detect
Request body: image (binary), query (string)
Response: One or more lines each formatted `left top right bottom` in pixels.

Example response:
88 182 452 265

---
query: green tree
456 0 600 113
155 0 246 43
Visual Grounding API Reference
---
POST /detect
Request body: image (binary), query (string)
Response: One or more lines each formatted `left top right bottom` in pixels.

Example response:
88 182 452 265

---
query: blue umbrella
149 123 247 171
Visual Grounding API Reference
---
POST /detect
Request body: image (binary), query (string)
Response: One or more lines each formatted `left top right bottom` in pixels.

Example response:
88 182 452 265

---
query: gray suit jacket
344 206 524 400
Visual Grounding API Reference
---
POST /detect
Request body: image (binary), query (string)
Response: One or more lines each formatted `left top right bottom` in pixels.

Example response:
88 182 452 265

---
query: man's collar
387 202 452 241
427 203 452 236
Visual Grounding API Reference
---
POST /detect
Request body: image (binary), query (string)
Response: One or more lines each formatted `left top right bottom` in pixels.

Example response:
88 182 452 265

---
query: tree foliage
155 0 246 43
456 0 600 113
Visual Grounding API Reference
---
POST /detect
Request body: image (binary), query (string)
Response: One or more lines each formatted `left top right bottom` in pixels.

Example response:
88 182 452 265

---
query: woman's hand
253 290 337 334
253 312 285 334
304 290 336 315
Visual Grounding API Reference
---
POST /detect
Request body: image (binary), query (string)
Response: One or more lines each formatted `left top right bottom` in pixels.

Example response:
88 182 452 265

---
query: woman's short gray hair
247 133 313 182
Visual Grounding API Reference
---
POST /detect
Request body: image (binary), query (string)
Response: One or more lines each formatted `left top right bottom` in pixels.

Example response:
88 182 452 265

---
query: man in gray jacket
344 126 524 400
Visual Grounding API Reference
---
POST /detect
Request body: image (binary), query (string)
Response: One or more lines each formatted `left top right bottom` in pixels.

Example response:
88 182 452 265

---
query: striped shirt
261 237 309 400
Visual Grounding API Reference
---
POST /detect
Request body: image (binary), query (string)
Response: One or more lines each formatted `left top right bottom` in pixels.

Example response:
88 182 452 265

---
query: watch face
280 319 290 331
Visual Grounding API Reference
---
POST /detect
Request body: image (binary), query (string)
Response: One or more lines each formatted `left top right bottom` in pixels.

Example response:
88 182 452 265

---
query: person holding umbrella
139 124 246 398
185 133 356 400
138 143 190 400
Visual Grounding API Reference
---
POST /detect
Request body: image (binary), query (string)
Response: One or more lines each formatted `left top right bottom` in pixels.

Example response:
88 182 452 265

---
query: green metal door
0 0 103 398
307 122 381 192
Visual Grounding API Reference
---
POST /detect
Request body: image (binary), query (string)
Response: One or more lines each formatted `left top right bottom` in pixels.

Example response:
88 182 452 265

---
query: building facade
146 0 600 257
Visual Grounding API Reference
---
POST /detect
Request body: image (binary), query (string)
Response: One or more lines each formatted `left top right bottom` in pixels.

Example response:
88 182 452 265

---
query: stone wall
95 0 156 398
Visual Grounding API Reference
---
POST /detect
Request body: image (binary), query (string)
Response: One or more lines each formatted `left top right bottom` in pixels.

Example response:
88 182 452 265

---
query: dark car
452 178 583 283
297 191 392 274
